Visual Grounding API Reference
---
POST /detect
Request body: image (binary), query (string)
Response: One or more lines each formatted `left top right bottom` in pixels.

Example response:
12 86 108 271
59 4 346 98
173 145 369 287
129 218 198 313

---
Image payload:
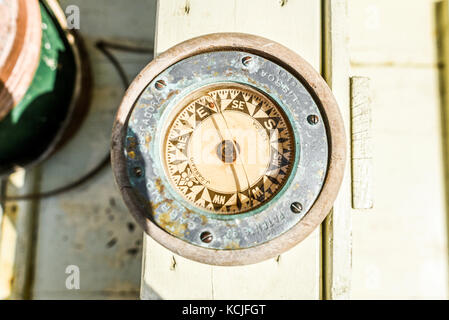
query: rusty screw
200 231 213 243
155 79 167 90
242 56 253 67
307 114 319 125
133 167 143 177
290 202 303 214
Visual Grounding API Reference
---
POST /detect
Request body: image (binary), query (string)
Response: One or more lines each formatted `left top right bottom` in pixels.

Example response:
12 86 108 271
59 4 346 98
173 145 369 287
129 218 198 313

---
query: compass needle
206 96 254 209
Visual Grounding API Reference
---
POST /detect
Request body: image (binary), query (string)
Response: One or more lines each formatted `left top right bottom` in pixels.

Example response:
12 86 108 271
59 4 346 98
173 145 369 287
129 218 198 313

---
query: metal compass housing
112 33 346 266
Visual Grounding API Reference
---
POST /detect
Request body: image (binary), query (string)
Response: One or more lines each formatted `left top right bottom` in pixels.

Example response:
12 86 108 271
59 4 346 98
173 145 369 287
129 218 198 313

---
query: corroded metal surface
125 51 328 250
112 33 346 266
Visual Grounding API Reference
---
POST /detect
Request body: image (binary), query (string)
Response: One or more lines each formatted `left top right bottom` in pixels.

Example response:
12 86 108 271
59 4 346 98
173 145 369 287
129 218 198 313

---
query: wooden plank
350 76 373 209
142 0 322 300
0 169 40 300
154 0 320 66
350 67 447 299
322 0 352 300
348 0 437 66
348 0 448 299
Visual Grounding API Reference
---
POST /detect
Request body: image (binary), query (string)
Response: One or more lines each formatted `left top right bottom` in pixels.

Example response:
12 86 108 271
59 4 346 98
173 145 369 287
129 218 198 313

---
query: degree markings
164 87 295 214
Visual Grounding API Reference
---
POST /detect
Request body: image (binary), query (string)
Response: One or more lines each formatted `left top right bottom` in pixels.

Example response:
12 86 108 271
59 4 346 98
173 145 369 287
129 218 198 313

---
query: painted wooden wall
348 0 449 299
1 0 449 300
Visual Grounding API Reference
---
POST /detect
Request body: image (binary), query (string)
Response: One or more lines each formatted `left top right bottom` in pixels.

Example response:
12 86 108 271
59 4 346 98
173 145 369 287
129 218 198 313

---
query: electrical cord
4 40 153 202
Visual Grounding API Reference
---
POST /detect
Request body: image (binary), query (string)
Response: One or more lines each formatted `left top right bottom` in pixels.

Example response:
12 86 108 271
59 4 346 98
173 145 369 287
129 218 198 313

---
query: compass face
163 83 295 215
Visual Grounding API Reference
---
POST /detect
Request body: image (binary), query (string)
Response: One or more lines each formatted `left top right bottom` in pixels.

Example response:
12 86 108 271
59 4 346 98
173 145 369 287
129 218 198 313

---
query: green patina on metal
0 1 76 175
125 50 329 250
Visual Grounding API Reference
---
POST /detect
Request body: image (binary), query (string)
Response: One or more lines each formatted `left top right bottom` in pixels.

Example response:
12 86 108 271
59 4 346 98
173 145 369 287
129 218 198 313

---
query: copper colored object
0 0 42 120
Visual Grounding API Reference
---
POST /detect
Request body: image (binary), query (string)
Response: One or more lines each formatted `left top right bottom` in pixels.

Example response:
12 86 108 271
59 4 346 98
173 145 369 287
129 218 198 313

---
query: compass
163 83 295 215
112 33 346 266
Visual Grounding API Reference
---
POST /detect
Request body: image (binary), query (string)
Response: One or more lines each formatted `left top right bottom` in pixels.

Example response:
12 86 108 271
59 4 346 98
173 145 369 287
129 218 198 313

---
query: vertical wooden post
322 0 352 300
141 0 324 300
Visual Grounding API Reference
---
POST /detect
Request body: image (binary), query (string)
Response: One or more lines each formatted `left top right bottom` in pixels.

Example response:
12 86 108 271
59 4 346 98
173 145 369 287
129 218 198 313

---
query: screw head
200 231 213 243
242 56 253 66
307 114 319 125
155 79 167 90
290 202 303 214
133 167 143 177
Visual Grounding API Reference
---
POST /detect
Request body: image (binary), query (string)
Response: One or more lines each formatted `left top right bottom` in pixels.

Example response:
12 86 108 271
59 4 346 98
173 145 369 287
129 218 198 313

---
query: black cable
5 156 111 201
5 40 153 202
96 40 153 55
95 40 132 89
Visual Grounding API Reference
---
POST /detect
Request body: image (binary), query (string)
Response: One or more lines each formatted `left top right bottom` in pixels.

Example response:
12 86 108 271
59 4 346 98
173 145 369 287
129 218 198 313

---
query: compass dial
163 83 296 215
114 35 344 264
